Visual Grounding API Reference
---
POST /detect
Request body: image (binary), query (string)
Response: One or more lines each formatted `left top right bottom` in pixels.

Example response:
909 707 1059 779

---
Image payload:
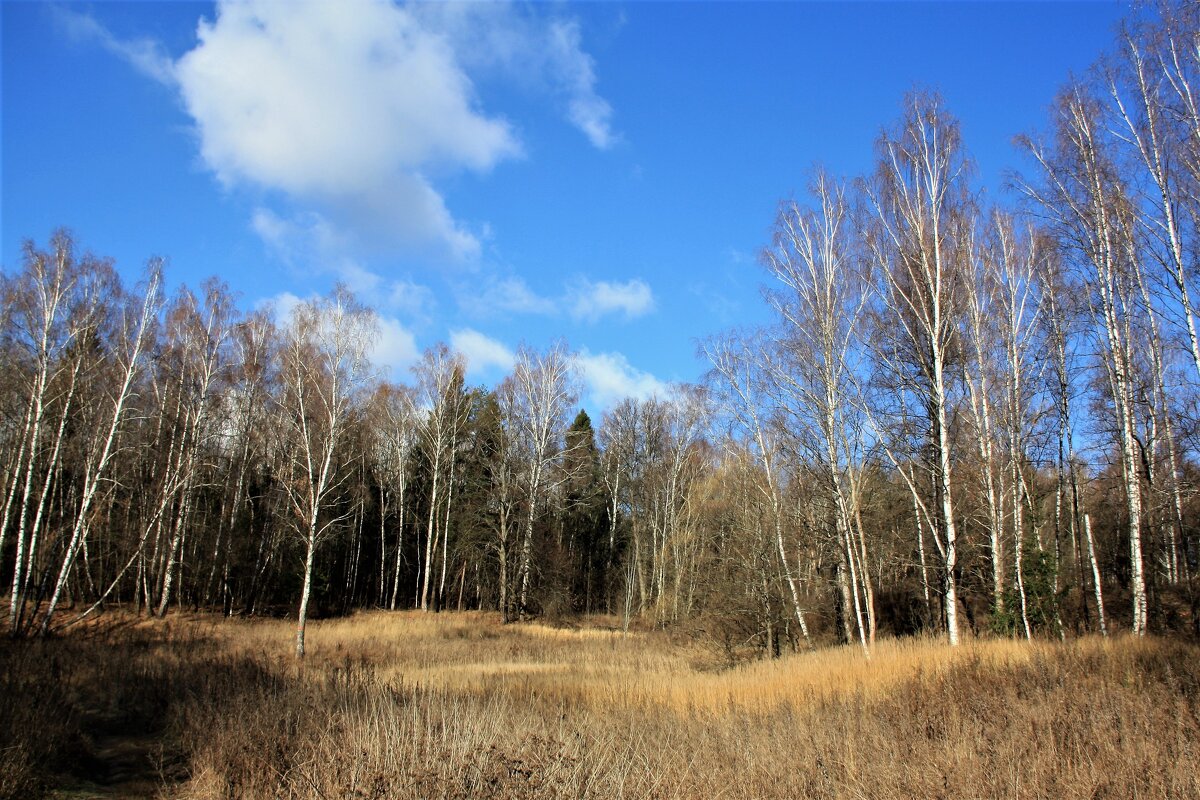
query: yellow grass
5 610 1198 799
153 610 1154 714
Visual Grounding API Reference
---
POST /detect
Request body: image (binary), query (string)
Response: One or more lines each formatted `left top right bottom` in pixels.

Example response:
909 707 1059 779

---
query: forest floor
2 610 1199 799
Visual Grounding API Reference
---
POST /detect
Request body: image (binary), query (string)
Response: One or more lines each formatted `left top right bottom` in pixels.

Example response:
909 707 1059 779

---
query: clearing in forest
2 611 1198 799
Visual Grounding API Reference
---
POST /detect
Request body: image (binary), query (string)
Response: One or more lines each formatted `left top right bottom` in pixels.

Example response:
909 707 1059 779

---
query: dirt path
49 712 186 799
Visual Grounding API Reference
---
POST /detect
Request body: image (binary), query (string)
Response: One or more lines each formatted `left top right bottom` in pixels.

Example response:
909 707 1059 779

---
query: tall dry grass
3 611 1198 799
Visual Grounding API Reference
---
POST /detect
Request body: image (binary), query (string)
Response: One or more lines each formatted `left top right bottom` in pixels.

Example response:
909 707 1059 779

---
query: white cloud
177 1 519 181
252 208 343 267
413 5 616 149
575 350 670 411
569 278 654 323
256 291 418 377
450 329 515 377
63 1 617 264
258 291 305 323
388 280 437 320
372 316 421 376
174 0 519 260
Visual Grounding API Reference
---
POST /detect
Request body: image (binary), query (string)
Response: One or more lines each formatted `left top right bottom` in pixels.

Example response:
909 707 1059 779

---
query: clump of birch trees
2 2 1198 654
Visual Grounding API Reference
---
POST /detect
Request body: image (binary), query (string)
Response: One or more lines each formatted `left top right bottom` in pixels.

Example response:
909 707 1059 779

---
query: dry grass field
2 611 1199 799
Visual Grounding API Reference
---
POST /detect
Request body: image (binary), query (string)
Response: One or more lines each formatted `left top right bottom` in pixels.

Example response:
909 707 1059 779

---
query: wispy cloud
688 282 741 324
413 4 617 150
54 6 176 86
252 207 436 323
550 19 616 149
460 276 559 318
461 275 655 324
387 280 437 322
568 278 654 322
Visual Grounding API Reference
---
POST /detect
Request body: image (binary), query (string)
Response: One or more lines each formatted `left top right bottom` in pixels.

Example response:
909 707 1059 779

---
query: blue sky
2 1 1127 411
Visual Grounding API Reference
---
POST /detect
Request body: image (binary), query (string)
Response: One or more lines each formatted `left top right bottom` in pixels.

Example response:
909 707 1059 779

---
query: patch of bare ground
3 611 1199 799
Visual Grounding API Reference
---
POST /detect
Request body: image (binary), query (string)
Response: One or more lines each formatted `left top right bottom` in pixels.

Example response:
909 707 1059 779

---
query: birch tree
203 308 278 613
276 287 376 657
960 222 1008 620
1019 85 1150 634
598 400 637 614
761 172 875 653
5 235 111 632
39 263 161 635
650 387 709 623
500 342 578 618
413 344 466 612
371 382 418 610
705 332 814 649
1105 14 1195 591
1107 9 1200 385
1039 251 1098 632
862 93 973 645
153 280 236 616
989 213 1049 637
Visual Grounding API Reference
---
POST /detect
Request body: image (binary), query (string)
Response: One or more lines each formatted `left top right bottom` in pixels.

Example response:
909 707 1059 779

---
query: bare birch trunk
498 509 510 622
389 478 406 610
421 466 440 611
1083 513 1107 637
1020 88 1147 634
295 524 317 658
41 268 161 635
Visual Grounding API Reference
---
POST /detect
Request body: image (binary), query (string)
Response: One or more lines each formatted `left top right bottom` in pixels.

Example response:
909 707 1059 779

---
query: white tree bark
41 266 162 635
277 287 376 658
758 174 874 653
1083 513 1107 637
863 95 970 645
499 342 577 619
415 345 464 612
1019 86 1148 634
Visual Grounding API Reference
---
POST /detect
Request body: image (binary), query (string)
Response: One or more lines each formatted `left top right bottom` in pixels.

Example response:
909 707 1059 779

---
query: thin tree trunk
0 394 37 591
933 356 961 645
296 526 317 658
772 499 813 649
12 362 79 629
498 509 510 622
421 461 440 611
518 461 543 616
439 458 456 609
389 478 406 610
456 561 466 612
41 271 160 635
1084 513 1107 637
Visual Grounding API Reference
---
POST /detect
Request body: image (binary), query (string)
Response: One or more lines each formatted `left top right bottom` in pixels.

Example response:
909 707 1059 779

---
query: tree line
3 3 1199 656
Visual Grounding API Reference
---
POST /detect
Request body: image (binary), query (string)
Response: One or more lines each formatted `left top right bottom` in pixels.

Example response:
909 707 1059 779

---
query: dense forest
5 3 1200 659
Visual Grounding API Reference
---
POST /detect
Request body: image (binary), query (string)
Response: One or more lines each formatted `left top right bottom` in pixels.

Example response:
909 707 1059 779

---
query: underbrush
3 612 1198 799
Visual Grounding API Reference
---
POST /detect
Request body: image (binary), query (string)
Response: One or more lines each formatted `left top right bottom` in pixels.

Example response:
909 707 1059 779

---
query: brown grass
3 611 1198 799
